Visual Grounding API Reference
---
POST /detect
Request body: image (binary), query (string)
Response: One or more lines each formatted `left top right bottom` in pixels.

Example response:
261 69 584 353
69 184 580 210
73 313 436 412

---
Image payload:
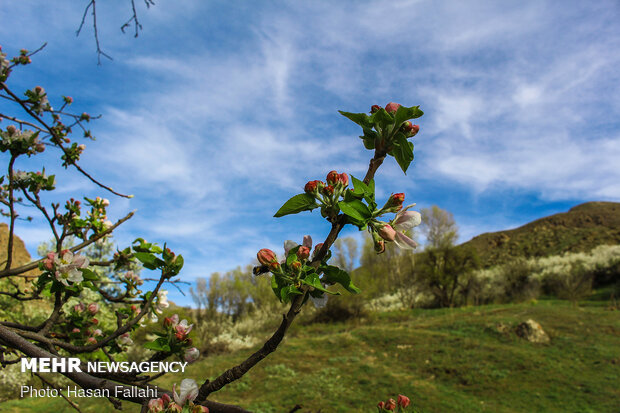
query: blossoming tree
0 45 422 412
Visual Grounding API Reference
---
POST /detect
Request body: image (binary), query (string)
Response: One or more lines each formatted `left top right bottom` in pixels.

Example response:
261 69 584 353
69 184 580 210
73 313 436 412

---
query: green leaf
144 341 165 351
392 132 415 174
362 135 375 150
274 193 318 218
338 111 371 128
286 246 300 266
133 252 164 270
338 199 371 223
301 273 339 295
350 175 368 196
369 108 393 130
280 285 302 303
271 274 288 302
351 175 375 204
393 105 424 127
80 268 98 281
323 265 361 294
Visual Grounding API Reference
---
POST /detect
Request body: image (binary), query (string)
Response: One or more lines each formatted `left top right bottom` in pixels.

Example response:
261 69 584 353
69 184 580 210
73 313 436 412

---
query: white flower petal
394 211 422 231
394 232 418 250
302 235 312 249
179 378 198 403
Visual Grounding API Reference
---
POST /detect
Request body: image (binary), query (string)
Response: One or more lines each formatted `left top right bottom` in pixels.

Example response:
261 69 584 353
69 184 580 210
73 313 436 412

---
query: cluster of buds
65 301 103 345
86 196 113 234
377 394 411 411
15 170 55 193
24 85 51 115
10 48 31 66
65 198 82 216
43 250 89 286
305 170 348 197
371 103 419 137
148 379 208 413
304 170 349 221
160 314 200 363
0 125 45 156
123 271 143 295
257 235 318 276
61 141 87 166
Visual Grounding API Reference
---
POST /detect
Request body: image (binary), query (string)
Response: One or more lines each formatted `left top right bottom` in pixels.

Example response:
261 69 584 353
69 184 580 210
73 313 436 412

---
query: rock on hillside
0 222 40 279
462 202 620 268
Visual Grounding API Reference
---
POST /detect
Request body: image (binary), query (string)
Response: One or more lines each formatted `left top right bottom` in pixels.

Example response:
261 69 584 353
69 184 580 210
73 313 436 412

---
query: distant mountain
462 202 620 267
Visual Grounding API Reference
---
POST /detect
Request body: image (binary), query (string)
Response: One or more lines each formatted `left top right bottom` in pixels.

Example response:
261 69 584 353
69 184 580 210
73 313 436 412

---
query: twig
0 210 135 278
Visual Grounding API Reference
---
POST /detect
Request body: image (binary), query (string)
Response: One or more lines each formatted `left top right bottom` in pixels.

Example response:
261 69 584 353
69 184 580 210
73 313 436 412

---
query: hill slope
462 202 620 267
1 300 618 412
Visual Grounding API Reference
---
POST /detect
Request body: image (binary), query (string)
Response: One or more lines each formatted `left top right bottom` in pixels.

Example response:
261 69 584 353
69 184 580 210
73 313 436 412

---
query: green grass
2 299 619 412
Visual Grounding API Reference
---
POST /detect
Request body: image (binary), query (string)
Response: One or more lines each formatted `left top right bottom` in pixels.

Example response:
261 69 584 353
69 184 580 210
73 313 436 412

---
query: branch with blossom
1 44 425 412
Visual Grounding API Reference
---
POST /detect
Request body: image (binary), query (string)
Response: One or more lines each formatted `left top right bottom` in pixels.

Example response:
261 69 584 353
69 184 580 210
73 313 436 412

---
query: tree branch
196 148 390 401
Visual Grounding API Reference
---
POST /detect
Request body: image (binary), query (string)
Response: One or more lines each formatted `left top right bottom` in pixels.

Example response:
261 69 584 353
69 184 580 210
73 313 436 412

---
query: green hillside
1 299 619 413
462 202 620 267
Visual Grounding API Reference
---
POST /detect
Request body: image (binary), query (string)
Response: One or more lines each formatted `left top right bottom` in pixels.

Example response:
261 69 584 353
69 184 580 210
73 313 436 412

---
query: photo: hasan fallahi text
20 385 157 399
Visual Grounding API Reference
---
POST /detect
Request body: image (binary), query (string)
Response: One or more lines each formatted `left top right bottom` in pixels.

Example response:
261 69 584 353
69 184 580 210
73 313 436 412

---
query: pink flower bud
397 394 410 408
290 261 302 272
297 246 310 260
269 261 281 271
304 180 318 193
91 318 99 325
322 185 334 196
163 314 179 328
86 337 97 344
64 96 73 104
161 393 172 406
377 401 385 409
93 329 102 337
385 102 401 114
72 328 80 334
167 403 182 413
73 303 85 313
147 398 165 412
339 173 349 187
257 249 277 266
326 170 339 185
184 347 200 363
378 225 396 242
87 303 99 315
312 243 324 259
390 193 405 210
370 105 382 114
386 398 396 410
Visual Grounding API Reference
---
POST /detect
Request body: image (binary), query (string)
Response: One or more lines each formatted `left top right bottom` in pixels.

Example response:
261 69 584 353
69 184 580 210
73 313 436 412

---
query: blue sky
2 1 619 306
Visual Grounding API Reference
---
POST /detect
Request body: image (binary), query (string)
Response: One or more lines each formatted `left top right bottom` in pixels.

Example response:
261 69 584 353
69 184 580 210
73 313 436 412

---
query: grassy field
1 298 619 413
